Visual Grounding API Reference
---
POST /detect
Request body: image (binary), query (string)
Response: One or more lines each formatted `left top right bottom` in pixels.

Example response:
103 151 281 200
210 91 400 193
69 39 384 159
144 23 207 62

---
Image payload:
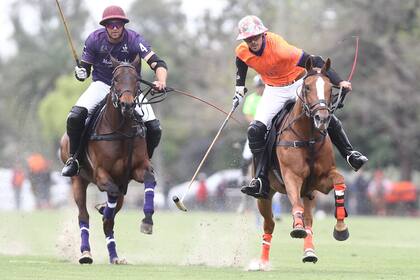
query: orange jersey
235 32 303 86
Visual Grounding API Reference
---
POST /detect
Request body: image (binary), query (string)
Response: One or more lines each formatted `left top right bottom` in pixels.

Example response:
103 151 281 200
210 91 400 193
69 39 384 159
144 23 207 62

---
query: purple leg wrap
144 181 155 215
104 195 118 220
79 220 90 253
106 232 118 262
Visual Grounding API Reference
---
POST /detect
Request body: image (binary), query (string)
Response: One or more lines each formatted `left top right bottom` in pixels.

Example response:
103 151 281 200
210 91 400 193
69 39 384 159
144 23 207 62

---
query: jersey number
139 43 148 52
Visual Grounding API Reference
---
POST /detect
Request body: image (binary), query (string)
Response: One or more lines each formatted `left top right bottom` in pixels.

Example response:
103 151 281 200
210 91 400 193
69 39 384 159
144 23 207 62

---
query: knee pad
247 121 267 154
67 106 88 130
145 119 162 157
145 119 162 141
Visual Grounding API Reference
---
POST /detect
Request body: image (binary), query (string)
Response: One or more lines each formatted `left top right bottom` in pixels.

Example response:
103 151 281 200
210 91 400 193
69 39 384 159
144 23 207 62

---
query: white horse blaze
315 77 326 106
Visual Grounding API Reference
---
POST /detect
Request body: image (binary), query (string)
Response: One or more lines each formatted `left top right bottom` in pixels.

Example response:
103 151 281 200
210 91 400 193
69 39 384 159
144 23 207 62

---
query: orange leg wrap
334 184 348 220
304 226 314 250
261 233 272 262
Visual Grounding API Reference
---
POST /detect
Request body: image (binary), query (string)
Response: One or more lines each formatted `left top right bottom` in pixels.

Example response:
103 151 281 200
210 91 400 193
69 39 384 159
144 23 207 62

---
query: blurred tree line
0 0 419 184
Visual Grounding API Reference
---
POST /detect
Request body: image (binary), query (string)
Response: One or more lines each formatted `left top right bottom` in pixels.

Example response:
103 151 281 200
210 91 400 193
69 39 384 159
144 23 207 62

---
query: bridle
110 63 141 109
297 70 333 119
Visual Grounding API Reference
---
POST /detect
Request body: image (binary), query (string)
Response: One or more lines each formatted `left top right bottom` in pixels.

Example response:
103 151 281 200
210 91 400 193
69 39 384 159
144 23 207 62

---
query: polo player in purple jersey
61 7 166 253
62 5 167 177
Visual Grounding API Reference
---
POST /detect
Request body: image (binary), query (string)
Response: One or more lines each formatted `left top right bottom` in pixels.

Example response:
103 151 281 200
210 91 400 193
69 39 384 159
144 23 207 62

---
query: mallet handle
182 103 238 201
55 0 80 66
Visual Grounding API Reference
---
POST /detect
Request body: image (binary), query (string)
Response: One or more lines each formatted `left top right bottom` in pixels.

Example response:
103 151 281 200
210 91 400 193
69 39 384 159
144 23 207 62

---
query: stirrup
61 157 80 177
346 151 368 172
240 178 269 199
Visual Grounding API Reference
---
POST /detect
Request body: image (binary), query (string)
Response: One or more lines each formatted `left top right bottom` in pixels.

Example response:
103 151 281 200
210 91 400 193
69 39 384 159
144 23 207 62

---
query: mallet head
172 195 188 212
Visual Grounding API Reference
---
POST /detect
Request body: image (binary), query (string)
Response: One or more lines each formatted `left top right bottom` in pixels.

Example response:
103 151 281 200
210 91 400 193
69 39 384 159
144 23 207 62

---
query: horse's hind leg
302 195 318 263
102 194 127 264
252 194 275 270
72 176 93 264
140 170 156 235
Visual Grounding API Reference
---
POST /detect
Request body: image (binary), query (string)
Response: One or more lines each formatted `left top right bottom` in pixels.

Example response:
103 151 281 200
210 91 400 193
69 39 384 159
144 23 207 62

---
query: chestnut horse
60 56 157 264
255 57 349 269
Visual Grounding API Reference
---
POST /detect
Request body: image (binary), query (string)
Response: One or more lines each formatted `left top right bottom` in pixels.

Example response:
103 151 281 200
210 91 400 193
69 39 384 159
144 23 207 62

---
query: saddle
75 96 146 164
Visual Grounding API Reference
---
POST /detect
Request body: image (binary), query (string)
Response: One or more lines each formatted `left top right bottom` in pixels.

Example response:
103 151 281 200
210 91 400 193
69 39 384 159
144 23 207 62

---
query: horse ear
110 55 120 68
305 56 313 72
322 58 331 73
131 54 141 68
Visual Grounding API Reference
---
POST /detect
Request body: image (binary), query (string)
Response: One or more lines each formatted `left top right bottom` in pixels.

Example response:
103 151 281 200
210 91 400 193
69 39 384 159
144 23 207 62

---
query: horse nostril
314 114 321 122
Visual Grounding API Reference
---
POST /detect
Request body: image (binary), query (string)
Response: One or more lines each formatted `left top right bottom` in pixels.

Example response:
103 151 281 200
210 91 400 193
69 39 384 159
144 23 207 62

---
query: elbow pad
147 54 168 71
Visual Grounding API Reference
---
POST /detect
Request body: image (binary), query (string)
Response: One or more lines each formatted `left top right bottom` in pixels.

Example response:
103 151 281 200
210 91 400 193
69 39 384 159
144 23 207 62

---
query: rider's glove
74 66 87 81
232 86 246 107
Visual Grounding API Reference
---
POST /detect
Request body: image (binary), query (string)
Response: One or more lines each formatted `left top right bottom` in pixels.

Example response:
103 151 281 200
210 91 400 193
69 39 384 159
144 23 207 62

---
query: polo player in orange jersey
232 15 368 199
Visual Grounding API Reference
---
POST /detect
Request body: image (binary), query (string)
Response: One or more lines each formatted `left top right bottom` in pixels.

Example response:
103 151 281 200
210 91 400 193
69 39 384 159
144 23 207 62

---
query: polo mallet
173 102 239 211
55 0 80 66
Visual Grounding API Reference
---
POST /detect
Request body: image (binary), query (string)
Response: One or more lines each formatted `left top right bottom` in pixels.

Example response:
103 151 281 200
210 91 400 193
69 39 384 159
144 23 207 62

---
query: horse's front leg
96 167 120 197
133 167 156 235
302 194 318 263
102 193 127 264
71 176 93 264
283 170 307 238
330 170 349 241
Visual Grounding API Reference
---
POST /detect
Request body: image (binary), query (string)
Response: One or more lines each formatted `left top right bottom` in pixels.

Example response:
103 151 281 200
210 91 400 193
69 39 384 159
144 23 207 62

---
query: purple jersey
81 28 152 85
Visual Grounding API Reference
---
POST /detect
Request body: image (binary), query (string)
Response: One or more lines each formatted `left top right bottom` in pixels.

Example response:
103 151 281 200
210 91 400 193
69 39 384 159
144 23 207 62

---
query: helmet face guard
100 5 129 26
236 15 268 41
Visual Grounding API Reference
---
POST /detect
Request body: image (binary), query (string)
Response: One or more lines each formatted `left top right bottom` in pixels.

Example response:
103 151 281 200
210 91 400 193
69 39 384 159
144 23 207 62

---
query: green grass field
0 209 419 280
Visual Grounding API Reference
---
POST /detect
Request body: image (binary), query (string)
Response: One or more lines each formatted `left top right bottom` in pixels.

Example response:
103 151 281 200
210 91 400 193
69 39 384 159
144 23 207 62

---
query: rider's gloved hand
232 86 246 107
74 66 87 81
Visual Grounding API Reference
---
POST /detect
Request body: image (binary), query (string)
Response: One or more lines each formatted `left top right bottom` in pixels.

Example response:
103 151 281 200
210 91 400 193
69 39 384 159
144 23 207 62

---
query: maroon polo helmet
99 5 129 26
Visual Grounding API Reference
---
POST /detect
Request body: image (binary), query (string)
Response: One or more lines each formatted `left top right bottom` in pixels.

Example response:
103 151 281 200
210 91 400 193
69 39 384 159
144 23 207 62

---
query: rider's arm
236 57 248 87
145 52 168 71
144 51 168 89
297 51 342 85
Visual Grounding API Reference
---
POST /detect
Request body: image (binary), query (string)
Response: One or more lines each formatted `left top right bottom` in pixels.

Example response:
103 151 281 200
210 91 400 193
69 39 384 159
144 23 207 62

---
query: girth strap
90 124 146 141
277 135 325 148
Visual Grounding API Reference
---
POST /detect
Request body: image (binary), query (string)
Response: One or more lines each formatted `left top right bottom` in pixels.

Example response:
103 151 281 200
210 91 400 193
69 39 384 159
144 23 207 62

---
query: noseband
110 63 141 108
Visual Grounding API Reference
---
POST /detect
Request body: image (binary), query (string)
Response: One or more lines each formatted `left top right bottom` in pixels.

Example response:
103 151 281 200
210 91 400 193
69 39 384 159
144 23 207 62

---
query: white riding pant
254 78 304 129
242 139 253 160
75 81 156 122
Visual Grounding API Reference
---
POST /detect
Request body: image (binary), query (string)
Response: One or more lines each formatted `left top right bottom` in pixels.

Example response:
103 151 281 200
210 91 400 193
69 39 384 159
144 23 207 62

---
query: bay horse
60 56 157 264
253 57 349 269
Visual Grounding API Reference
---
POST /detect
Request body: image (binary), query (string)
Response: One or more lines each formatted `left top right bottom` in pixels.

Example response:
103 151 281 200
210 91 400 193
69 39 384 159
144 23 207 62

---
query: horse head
110 55 141 117
300 57 333 132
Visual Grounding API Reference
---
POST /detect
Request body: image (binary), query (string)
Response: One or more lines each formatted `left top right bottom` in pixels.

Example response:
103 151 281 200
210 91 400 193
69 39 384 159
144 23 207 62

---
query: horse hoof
302 249 318 263
140 221 153 235
333 227 349 241
79 251 93 264
111 257 128 265
290 227 307 239
94 202 106 215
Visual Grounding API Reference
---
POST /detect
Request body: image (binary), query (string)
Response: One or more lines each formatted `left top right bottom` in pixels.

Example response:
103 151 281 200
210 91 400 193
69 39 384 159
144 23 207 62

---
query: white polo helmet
236 15 268 40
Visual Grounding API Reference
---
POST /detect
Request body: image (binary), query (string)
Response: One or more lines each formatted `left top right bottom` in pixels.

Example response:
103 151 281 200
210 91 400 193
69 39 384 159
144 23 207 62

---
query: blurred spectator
215 179 228 211
11 164 25 210
385 181 417 216
272 192 282 221
26 153 52 209
196 173 208 209
367 170 392 216
351 169 371 215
